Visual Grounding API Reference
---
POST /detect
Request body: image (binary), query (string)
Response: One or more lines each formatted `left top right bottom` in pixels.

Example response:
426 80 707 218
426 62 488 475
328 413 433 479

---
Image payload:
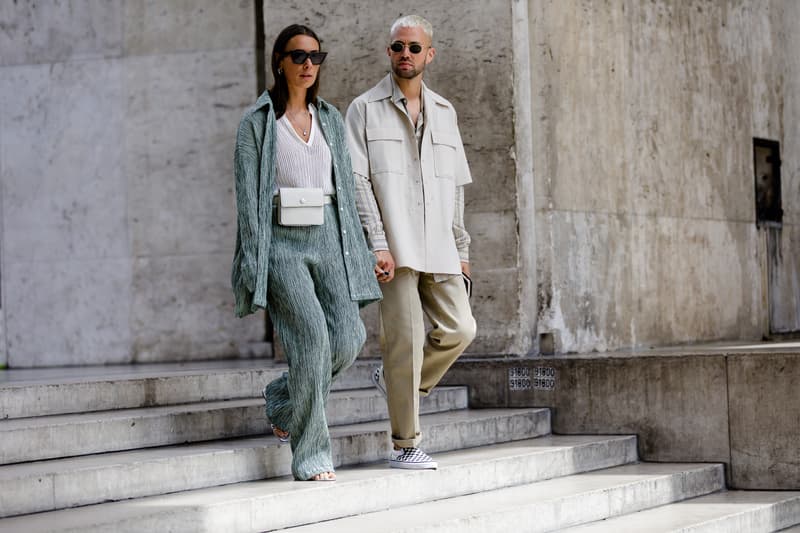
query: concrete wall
263 0 524 356
530 0 799 353
0 1 264 366
1 1 798 365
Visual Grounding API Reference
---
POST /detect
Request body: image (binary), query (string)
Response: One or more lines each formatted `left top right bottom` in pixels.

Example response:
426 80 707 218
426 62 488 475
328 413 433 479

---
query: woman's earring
277 67 283 75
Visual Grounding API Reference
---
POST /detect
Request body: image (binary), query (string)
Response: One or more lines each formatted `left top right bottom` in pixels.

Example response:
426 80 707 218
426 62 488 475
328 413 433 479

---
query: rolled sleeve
453 185 470 262
354 171 389 251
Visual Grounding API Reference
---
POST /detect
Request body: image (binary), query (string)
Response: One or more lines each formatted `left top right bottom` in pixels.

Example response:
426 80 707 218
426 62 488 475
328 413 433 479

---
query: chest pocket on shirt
366 128 404 174
431 130 459 179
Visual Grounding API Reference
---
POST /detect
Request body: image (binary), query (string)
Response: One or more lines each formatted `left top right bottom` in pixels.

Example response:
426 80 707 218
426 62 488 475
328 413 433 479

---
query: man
345 15 476 470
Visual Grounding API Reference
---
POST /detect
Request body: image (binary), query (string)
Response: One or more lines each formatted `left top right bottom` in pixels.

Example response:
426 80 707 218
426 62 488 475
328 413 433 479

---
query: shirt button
342 229 347 234
345 251 350 256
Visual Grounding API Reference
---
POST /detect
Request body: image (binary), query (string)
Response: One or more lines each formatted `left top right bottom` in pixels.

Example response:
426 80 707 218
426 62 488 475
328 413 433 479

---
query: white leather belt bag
275 188 332 226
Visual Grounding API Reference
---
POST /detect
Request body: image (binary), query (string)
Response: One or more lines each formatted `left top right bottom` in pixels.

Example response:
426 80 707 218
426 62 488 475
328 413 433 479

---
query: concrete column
511 0 537 355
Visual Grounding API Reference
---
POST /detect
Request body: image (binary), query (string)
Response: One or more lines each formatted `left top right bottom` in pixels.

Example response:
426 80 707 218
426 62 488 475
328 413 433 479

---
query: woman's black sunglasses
283 49 327 65
390 41 424 54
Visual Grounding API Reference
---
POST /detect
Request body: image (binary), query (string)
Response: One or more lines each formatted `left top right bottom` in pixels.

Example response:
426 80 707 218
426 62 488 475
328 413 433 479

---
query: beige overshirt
346 74 472 275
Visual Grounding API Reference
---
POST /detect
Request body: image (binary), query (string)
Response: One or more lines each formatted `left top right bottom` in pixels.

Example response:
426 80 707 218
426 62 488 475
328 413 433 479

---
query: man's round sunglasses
283 49 328 65
390 41 424 54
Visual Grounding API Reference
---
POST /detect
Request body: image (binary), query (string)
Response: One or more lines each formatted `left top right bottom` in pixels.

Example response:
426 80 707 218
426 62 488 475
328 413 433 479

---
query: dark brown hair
269 24 322 118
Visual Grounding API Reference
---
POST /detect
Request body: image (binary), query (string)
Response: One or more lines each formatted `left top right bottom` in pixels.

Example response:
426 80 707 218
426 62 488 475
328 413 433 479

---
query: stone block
766 224 800 333
467 210 517 271
539 210 762 353
440 359 510 408
463 149 517 214
124 49 256 257
531 1 764 222
783 1 800 226
130 253 264 362
358 304 381 360
0 1 123 67
5 258 133 367
468 267 520 355
728 353 800 489
541 356 730 465
0 314 6 368
123 0 254 57
0 61 128 263
445 355 731 466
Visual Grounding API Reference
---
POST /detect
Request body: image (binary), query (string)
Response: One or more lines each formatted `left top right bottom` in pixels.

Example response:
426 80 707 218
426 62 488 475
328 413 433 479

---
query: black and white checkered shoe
389 447 438 470
371 365 388 399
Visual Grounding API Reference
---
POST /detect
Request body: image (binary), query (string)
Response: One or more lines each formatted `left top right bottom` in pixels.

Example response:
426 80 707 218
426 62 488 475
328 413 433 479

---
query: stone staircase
0 360 798 532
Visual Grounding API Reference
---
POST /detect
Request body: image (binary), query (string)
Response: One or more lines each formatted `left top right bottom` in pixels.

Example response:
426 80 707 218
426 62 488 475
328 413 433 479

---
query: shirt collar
389 74 424 111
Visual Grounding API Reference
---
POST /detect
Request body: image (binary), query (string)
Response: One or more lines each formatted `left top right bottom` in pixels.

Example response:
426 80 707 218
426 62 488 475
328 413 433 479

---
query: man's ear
425 46 436 65
426 47 436 65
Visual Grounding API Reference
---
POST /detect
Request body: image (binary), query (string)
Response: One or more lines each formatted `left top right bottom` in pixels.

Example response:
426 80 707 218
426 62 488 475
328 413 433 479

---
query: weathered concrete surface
264 1 520 355
728 353 800 489
0 161 5 367
530 0 800 352
767 0 800 334
442 355 731 465
442 348 800 489
0 1 264 365
2 1 799 365
0 1 124 67
785 0 800 228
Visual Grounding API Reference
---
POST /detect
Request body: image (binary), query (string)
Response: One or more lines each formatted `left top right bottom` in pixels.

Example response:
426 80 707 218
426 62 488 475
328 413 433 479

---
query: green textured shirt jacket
232 91 382 317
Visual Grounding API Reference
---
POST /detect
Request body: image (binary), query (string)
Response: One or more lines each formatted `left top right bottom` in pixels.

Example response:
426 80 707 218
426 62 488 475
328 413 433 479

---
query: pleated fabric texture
263 203 366 480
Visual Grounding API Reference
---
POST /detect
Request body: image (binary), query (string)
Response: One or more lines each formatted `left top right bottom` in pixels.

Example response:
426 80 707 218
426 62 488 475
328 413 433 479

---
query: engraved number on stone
509 366 556 391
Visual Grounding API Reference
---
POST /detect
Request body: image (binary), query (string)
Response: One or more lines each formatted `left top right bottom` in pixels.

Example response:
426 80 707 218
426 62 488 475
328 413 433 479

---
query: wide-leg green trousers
262 204 366 480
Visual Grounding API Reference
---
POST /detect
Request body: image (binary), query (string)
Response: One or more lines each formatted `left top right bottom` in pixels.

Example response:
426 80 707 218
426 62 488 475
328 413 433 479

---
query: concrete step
0 407 548 517
0 433 633 531
283 462 726 533
0 386 467 465
0 360 378 419
561 490 800 532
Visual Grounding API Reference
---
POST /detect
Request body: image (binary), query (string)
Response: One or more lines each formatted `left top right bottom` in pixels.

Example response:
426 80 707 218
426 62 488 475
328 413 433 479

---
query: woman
232 24 381 481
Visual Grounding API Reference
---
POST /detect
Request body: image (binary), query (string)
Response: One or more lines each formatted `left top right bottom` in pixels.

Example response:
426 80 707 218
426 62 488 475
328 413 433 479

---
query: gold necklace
286 110 311 137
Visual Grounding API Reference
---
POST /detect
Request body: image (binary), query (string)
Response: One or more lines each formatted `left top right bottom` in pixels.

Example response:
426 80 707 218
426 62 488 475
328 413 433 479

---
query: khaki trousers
379 268 476 448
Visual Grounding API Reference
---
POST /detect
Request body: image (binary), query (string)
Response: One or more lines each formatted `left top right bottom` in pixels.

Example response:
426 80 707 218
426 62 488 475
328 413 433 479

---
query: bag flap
279 187 324 207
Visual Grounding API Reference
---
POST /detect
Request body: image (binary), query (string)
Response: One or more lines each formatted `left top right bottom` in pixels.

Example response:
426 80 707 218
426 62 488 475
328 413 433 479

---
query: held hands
373 253 469 284
374 250 395 283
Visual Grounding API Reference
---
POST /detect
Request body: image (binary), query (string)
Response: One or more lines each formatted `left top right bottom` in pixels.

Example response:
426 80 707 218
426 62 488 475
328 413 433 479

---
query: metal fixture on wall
753 138 783 228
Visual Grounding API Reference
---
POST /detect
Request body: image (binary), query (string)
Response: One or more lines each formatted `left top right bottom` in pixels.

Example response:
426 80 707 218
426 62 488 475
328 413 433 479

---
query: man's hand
374 250 396 283
460 261 471 277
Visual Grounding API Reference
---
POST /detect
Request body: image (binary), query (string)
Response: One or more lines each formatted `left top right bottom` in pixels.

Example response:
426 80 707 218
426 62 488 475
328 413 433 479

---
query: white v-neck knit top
273 104 334 195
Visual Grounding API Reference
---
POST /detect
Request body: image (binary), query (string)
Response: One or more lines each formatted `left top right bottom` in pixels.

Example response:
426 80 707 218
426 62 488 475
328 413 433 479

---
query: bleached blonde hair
390 15 433 43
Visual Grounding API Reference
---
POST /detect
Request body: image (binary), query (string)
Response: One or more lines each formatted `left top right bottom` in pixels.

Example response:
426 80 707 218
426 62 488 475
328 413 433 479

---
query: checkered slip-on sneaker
371 365 388 399
389 447 438 470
